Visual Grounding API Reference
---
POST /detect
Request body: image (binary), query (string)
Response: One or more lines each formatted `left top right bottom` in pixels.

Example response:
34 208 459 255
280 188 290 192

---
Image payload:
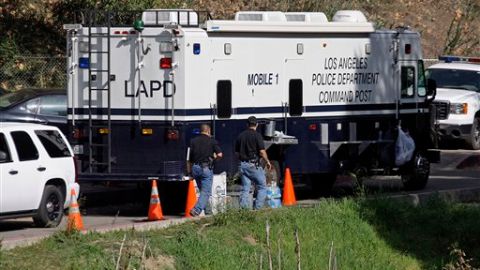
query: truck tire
466 117 480 150
33 185 65 228
401 154 430 191
309 173 336 197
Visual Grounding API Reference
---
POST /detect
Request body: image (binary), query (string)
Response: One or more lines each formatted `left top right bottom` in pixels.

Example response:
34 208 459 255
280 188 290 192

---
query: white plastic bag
209 172 227 214
395 128 415 166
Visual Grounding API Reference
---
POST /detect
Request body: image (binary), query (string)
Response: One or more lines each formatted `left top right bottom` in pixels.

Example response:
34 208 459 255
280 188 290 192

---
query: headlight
450 103 468 114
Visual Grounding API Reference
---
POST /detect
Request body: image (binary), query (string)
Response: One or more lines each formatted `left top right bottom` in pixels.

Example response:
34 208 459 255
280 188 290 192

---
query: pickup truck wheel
466 117 480 150
401 154 430 191
33 185 65 228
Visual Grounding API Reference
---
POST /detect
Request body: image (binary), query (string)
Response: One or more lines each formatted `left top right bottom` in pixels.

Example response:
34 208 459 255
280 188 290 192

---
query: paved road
1 149 480 249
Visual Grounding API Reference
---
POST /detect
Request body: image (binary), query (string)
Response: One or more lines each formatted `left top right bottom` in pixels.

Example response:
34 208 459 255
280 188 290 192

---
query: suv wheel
466 117 480 150
33 185 64 228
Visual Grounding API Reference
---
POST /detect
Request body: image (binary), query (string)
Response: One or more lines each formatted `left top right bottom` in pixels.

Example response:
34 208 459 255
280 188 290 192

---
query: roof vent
332 10 368 23
235 11 286 22
141 9 198 26
285 12 328 23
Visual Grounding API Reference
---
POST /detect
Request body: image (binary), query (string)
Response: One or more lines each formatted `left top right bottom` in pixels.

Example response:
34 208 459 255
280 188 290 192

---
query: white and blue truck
64 9 439 191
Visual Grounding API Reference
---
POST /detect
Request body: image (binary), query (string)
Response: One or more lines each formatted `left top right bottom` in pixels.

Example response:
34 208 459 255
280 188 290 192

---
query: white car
427 57 480 149
0 122 79 227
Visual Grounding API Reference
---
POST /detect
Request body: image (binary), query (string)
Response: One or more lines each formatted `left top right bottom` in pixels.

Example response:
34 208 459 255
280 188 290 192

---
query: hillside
0 0 478 88
1 0 479 57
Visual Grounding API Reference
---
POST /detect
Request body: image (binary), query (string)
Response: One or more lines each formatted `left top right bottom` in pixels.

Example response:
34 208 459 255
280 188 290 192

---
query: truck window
426 68 480 92
217 80 232 119
35 130 71 158
417 61 426 97
289 79 303 116
0 133 12 163
401 66 415 98
11 131 39 161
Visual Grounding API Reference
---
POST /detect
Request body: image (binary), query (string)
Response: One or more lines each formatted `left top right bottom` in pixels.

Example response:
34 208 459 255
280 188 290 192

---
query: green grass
1 197 479 270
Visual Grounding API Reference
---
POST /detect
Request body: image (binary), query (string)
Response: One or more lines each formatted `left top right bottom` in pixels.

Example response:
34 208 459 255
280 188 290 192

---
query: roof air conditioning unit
332 10 368 23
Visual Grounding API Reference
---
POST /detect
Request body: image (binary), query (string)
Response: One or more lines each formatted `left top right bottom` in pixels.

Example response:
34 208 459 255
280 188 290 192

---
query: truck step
90 143 108 147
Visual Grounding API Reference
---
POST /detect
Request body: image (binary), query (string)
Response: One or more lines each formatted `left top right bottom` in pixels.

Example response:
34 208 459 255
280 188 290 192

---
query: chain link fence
0 56 66 91
0 55 441 91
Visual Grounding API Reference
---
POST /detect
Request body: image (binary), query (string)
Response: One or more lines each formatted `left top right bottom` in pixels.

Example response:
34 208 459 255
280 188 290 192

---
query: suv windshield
426 68 480 92
0 90 36 108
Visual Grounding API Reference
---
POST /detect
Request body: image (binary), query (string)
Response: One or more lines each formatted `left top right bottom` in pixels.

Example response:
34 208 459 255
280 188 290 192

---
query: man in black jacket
188 124 223 216
235 116 272 209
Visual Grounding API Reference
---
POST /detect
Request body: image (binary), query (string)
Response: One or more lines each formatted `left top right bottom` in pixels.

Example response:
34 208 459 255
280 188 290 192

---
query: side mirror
427 79 437 97
0 150 8 162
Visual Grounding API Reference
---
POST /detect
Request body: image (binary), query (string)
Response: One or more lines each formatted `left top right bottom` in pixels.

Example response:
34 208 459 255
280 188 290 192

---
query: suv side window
0 133 12 163
35 130 71 158
38 95 67 116
11 131 39 161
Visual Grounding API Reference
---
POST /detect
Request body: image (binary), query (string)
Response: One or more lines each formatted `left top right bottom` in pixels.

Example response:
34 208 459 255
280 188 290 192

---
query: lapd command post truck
64 9 438 191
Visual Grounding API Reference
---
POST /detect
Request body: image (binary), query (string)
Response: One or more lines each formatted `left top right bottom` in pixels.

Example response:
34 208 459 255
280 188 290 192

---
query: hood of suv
435 88 480 103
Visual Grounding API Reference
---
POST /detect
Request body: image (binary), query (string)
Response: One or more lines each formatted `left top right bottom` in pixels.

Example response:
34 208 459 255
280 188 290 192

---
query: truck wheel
466 117 480 150
401 154 430 191
33 185 65 228
309 173 336 197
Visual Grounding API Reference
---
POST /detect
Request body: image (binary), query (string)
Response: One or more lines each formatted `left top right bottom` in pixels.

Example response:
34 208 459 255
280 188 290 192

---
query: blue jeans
192 164 213 215
239 161 267 209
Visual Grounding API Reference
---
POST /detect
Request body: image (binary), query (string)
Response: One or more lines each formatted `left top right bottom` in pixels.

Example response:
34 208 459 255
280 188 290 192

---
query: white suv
0 123 79 227
427 57 480 149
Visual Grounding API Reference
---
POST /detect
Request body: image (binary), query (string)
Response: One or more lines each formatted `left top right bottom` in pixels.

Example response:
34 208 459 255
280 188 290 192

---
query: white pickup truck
427 56 480 149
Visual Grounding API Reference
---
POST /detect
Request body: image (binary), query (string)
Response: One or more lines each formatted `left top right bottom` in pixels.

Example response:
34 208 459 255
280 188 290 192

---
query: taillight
73 128 83 139
142 128 153 135
166 129 179 140
98 128 109 135
308 123 317 131
160 57 172 69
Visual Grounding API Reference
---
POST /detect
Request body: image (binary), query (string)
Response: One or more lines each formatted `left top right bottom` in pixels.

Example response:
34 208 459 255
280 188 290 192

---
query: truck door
283 58 305 170
1 131 42 213
398 61 419 123
211 58 235 173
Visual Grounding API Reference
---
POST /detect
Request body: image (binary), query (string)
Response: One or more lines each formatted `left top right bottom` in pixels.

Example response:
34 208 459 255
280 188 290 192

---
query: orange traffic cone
67 188 84 232
282 168 297 206
148 180 164 221
184 180 198 217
